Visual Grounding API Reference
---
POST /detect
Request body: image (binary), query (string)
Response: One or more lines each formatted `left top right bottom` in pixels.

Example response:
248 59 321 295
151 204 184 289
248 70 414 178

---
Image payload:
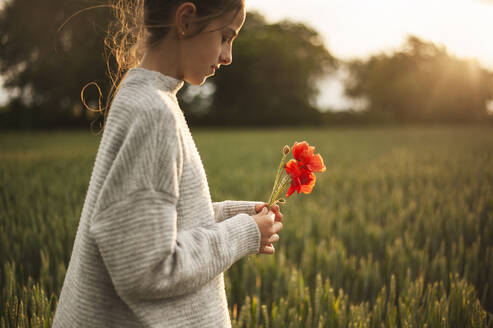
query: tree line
0 0 492 130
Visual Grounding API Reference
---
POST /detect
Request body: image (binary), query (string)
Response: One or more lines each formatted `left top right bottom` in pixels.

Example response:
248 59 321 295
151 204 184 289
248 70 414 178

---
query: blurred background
1 0 492 130
1 1 493 326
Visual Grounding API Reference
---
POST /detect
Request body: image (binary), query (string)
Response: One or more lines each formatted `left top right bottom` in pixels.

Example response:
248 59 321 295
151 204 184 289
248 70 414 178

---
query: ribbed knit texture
52 67 263 328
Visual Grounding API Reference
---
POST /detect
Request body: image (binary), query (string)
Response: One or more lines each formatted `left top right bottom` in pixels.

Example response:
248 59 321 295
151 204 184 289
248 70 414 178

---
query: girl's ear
174 2 197 36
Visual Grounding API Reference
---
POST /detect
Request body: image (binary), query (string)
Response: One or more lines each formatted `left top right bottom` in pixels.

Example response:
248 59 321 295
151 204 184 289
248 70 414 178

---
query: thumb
261 207 268 214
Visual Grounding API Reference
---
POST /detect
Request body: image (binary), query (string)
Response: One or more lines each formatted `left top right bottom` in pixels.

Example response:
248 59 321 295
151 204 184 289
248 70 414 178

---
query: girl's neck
138 40 184 80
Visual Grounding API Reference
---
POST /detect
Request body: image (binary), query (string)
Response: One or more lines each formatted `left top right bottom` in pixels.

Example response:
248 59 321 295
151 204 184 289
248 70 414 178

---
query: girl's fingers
273 221 283 233
256 203 268 213
262 233 280 246
268 204 283 222
268 234 280 243
270 204 280 213
261 244 275 254
256 203 283 222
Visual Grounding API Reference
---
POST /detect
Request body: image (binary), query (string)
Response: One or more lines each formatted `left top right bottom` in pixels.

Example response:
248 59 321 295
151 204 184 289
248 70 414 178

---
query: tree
181 11 337 126
0 0 115 129
344 36 493 123
0 3 336 129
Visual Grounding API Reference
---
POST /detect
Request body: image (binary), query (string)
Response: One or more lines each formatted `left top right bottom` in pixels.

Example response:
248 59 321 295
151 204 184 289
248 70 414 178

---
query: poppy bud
283 145 290 155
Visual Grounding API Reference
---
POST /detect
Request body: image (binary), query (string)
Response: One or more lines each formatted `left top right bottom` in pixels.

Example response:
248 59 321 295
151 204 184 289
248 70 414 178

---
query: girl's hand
255 203 283 223
251 207 283 254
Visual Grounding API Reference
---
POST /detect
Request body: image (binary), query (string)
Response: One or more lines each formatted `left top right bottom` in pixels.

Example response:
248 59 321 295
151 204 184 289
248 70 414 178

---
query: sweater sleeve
89 192 260 302
88 110 261 302
213 200 265 223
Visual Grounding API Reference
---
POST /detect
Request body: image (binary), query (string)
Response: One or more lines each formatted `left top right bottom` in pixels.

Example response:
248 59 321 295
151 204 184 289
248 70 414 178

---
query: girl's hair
81 0 244 134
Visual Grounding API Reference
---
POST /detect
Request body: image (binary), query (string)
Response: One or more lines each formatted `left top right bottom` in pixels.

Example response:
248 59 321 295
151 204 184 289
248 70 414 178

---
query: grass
1 126 492 327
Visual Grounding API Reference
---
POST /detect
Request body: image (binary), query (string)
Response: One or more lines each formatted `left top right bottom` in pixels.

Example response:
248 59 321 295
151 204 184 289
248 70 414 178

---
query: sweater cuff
223 200 265 218
222 213 260 259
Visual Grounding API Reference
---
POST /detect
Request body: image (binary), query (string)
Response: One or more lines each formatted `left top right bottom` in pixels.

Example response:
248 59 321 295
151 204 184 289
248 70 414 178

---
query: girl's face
179 6 246 85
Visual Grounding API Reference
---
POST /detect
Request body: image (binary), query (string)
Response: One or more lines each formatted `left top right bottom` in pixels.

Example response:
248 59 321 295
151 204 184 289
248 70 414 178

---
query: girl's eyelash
222 34 233 44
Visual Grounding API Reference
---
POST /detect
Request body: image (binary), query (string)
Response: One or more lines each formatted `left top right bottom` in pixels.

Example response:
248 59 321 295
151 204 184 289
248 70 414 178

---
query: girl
52 1 284 327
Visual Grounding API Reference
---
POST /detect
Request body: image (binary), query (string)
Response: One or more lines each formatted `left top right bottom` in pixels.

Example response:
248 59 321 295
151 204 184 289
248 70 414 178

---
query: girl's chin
185 75 209 86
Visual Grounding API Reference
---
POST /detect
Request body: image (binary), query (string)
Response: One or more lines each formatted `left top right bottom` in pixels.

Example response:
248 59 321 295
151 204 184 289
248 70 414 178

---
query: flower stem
267 152 289 206
268 175 291 208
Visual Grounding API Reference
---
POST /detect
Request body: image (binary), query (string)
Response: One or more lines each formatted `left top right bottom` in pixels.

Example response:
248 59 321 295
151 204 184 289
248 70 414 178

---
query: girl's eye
222 33 234 44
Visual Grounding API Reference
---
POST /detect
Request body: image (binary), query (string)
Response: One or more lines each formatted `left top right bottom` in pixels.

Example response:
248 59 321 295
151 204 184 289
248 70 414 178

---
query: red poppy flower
292 141 326 173
284 159 316 197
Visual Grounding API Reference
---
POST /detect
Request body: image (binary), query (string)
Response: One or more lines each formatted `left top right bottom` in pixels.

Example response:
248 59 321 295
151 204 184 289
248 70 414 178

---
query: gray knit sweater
52 67 263 328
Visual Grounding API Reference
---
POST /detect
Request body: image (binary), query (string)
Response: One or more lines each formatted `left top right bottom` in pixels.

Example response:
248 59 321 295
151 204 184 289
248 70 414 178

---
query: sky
246 0 493 68
245 0 493 110
1 0 493 109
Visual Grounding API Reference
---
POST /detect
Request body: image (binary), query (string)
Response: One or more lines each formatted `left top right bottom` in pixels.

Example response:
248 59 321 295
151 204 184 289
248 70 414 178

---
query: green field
1 126 493 327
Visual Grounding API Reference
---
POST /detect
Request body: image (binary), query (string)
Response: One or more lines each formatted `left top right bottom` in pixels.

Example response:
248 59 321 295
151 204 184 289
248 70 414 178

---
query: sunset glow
245 0 493 110
246 0 493 70
0 0 492 108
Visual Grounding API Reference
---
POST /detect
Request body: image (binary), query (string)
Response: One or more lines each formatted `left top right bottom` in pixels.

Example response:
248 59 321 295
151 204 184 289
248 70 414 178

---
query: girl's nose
219 47 232 66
